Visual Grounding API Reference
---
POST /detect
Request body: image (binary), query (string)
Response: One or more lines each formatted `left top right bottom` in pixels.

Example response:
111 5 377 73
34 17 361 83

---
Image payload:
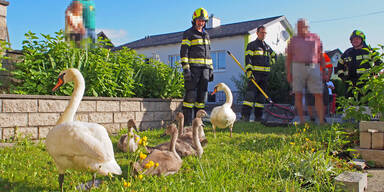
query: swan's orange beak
52 78 64 92
211 88 217 95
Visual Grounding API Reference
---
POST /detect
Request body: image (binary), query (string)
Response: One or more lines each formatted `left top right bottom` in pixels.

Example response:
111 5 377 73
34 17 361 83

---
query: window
168 55 180 68
211 50 226 71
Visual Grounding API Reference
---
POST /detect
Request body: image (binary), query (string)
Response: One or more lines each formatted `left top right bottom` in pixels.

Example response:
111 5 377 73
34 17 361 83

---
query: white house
114 15 293 103
325 48 342 78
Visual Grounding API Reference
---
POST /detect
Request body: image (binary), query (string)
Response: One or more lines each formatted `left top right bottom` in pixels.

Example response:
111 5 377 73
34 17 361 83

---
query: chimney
0 0 9 43
206 14 220 29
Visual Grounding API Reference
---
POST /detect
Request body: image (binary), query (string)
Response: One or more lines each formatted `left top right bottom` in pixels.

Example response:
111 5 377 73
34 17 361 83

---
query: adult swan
46 68 122 191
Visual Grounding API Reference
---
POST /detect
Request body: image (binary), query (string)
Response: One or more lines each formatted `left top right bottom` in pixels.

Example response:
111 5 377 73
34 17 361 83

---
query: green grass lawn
0 122 357 192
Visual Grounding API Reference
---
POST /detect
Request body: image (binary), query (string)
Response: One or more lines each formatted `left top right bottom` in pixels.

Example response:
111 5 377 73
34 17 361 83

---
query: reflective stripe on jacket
180 27 212 69
245 39 276 73
334 46 378 80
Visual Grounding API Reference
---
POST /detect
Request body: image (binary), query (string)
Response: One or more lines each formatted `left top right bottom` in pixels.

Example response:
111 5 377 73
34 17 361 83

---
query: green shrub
0 40 11 86
337 45 384 120
10 30 183 98
267 54 292 104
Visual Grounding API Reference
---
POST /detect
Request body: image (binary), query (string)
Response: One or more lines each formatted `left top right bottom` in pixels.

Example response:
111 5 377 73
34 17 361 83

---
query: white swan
117 119 140 152
210 83 237 138
46 68 122 191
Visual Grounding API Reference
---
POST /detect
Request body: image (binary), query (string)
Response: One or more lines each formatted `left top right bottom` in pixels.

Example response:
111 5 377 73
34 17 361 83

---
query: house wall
0 94 182 141
133 21 291 97
134 36 246 95
248 21 290 54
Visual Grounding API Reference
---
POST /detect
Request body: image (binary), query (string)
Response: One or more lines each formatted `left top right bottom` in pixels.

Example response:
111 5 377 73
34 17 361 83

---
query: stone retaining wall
0 94 182 141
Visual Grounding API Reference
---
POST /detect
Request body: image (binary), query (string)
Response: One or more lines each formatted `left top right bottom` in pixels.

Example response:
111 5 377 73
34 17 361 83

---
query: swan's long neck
56 72 85 125
170 130 181 161
178 117 184 136
223 85 233 107
193 119 203 158
128 127 134 138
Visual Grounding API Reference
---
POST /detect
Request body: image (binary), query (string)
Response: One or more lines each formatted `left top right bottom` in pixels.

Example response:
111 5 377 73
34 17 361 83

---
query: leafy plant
0 40 11 86
337 45 384 121
9 30 183 98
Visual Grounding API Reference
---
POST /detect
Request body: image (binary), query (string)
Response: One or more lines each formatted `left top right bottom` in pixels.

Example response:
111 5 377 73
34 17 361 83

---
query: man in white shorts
286 19 325 124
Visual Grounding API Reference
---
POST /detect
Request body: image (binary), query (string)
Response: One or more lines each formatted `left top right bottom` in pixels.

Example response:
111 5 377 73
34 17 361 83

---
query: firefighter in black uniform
334 30 381 98
241 25 276 122
180 8 213 126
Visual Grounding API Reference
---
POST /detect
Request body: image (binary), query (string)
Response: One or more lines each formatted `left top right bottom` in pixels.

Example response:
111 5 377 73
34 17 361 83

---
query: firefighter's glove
246 71 254 79
209 69 214 82
183 69 192 81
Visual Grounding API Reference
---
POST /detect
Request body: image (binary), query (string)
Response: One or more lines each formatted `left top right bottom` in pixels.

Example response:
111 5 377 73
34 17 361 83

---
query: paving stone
335 171 367 192
348 159 367 170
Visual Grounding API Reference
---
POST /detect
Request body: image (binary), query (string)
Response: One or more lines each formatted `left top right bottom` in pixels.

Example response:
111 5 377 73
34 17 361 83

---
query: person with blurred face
286 19 325 124
240 26 276 122
334 30 381 98
180 8 213 126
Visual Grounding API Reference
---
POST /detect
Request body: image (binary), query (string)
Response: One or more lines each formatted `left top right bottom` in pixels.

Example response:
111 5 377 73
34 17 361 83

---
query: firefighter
241 25 276 122
180 8 214 126
334 30 380 98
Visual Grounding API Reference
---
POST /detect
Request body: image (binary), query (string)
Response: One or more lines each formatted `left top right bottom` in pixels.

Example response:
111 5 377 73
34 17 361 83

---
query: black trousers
241 73 268 121
183 67 209 125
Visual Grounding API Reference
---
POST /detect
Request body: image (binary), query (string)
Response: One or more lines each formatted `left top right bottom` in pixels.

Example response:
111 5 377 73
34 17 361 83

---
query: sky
6 0 384 52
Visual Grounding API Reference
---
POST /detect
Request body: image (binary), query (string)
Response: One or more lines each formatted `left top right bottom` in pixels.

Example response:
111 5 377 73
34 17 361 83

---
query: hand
209 69 214 82
183 69 192 81
246 71 254 79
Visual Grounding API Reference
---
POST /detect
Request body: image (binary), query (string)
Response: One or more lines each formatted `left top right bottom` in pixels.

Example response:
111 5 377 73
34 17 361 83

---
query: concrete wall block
359 121 384 132
360 132 372 149
101 123 120 134
39 126 53 139
2 128 14 140
121 101 141 112
3 99 37 112
372 132 384 150
142 101 171 112
170 101 182 111
0 113 28 127
114 112 135 123
139 121 162 131
89 112 113 123
78 101 96 112
135 111 154 122
29 113 60 126
120 123 128 129
97 101 119 112
0 127 2 140
353 148 384 167
153 111 172 121
0 99 2 112
39 100 68 112
335 171 367 192
75 113 89 122
16 127 38 140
